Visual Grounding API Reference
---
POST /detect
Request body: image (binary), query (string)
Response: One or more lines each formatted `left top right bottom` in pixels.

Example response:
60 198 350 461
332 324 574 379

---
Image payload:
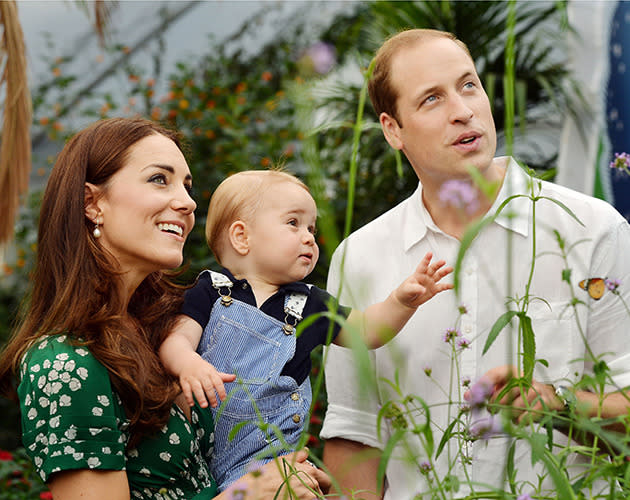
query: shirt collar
219 267 310 295
403 156 531 251
490 156 531 237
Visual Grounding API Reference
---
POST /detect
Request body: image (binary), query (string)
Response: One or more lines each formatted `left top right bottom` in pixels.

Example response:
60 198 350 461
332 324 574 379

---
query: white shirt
321 157 630 498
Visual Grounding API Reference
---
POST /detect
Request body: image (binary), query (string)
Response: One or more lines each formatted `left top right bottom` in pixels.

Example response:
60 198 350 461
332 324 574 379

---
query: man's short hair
368 29 473 125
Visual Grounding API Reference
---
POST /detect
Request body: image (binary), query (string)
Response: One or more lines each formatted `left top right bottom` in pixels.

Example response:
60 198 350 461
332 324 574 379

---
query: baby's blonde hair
205 169 310 264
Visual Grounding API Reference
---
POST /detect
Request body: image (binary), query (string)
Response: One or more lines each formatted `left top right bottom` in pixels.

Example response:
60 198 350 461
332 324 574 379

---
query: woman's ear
228 220 249 256
84 182 101 222
380 112 404 151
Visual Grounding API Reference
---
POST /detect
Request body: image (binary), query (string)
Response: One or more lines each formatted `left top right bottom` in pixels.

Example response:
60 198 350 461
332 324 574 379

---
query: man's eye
423 95 437 105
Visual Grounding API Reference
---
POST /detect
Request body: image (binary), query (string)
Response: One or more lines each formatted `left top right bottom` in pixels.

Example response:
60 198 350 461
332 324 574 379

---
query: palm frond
0 0 32 247
75 0 117 47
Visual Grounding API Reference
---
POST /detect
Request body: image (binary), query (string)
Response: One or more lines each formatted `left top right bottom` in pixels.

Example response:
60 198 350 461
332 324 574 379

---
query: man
321 28 630 499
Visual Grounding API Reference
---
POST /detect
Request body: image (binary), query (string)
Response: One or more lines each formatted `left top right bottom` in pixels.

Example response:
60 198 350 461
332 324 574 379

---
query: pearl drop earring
93 215 102 239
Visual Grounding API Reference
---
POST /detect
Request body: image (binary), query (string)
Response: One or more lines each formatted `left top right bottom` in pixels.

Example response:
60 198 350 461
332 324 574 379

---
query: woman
0 117 329 499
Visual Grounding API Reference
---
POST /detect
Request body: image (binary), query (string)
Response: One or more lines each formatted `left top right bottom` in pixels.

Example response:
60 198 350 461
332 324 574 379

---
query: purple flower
468 376 494 408
226 480 249 500
605 278 621 293
457 337 471 349
459 402 471 413
438 179 480 214
245 460 264 477
469 413 503 440
609 152 630 171
442 328 461 343
419 460 432 474
306 42 337 75
462 376 471 387
517 494 533 500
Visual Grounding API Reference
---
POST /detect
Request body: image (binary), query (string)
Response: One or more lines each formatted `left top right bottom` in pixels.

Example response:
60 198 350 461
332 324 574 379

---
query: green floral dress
18 334 218 499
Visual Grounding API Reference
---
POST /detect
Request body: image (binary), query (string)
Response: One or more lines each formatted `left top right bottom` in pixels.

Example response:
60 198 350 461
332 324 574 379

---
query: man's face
381 37 497 188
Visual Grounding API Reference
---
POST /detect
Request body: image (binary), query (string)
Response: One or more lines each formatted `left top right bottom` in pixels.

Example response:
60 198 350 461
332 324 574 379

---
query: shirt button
290 392 300 401
292 414 301 423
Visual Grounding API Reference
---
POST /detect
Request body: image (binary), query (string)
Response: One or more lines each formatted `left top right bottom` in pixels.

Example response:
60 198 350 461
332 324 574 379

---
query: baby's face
246 181 319 285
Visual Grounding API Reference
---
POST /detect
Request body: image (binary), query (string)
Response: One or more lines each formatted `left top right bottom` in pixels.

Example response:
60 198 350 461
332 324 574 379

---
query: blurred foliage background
0 0 576 461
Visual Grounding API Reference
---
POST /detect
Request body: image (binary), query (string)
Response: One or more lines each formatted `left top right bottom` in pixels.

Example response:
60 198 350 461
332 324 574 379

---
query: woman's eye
148 173 167 185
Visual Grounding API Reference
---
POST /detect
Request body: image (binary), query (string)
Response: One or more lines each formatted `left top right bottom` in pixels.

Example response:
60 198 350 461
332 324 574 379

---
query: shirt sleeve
306 285 352 345
180 274 217 328
320 244 384 449
18 335 127 482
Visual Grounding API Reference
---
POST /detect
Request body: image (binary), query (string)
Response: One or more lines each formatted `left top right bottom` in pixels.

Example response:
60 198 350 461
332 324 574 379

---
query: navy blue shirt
181 268 351 385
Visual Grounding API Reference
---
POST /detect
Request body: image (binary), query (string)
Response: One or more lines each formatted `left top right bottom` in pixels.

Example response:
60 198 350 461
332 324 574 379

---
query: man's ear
380 112 404 151
228 220 249 256
84 182 102 221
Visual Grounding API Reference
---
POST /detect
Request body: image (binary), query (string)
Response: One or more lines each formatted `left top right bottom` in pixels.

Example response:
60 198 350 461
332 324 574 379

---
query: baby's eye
148 173 167 185
288 219 298 227
308 225 317 235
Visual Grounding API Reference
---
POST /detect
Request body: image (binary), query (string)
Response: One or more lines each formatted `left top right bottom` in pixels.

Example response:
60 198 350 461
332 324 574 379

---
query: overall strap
202 270 234 306
282 285 312 335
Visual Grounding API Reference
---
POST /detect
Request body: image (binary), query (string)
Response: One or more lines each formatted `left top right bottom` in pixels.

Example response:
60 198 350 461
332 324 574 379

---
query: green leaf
539 448 577 499
529 431 547 466
537 196 585 227
443 474 461 493
506 440 517 488
561 268 571 284
520 313 536 379
376 429 405 493
435 417 459 459
483 310 518 354
467 164 501 201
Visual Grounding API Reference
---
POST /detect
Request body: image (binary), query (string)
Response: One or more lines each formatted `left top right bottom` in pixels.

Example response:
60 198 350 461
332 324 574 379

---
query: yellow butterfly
579 278 606 300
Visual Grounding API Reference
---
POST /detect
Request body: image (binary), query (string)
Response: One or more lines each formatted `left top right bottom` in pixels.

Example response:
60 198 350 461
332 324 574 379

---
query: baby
159 169 453 491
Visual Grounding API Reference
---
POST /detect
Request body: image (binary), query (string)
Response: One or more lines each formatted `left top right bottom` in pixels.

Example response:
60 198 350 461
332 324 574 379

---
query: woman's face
93 133 196 283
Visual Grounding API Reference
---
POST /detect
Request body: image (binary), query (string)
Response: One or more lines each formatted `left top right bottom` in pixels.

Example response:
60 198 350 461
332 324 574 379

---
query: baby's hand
396 252 453 309
179 355 236 408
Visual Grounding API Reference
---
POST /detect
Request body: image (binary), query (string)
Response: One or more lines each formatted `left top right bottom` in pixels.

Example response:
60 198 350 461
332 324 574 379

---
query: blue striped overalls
196 271 312 491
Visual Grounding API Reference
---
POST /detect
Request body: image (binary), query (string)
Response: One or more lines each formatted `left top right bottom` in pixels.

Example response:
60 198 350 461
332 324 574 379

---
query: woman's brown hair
0 117 187 446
